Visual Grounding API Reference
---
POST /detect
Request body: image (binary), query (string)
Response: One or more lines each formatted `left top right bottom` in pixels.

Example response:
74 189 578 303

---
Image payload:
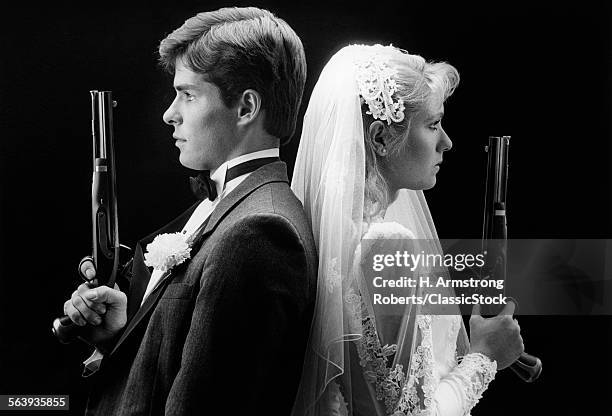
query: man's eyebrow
174 83 199 91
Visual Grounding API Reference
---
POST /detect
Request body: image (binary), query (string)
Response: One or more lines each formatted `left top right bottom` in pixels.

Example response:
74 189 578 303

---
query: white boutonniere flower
144 232 192 272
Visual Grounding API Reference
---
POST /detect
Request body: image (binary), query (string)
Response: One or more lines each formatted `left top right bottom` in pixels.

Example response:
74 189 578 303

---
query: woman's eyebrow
425 112 444 121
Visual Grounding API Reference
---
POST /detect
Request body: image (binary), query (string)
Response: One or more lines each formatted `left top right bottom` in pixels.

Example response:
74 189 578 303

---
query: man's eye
429 120 441 131
182 91 194 101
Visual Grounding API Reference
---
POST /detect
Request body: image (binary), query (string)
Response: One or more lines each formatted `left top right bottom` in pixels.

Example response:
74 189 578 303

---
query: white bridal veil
291 45 470 416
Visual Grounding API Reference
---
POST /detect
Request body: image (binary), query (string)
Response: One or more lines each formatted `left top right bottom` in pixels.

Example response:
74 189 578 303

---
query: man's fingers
63 299 81 323
75 283 106 314
498 298 516 316
84 286 127 308
63 284 125 330
65 296 86 326
71 291 102 326
85 299 107 315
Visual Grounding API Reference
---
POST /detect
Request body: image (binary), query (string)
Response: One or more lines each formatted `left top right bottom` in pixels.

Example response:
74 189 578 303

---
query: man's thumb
498 298 516 316
471 302 481 317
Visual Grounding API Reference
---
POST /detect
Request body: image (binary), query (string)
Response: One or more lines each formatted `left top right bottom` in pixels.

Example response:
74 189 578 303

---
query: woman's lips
174 137 186 147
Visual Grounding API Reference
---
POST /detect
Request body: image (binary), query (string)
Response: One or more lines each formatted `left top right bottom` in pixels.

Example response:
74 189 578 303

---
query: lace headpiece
355 47 405 125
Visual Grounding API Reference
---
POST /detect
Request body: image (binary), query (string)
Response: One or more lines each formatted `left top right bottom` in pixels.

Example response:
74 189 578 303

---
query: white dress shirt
140 148 280 305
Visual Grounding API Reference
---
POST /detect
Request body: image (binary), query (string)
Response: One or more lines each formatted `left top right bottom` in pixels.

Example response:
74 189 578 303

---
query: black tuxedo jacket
85 162 318 416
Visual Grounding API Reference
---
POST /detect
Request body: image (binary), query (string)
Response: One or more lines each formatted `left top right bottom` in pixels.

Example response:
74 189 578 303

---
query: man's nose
163 98 181 125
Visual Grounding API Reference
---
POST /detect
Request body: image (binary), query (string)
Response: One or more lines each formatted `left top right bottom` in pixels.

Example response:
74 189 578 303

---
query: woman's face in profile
383 101 452 191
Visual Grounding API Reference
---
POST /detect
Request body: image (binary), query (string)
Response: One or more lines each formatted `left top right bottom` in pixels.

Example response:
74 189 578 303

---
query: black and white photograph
0 1 610 414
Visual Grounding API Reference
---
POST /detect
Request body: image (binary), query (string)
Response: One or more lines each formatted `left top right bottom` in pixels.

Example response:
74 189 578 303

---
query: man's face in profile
162 60 238 171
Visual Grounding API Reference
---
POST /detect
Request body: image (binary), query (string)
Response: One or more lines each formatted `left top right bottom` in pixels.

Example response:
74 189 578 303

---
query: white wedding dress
290 45 497 416
325 313 496 416
317 217 496 416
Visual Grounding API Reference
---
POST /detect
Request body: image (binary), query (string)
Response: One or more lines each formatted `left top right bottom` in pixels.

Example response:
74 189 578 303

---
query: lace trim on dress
346 288 438 416
357 312 405 413
453 353 497 415
394 315 437 416
445 316 461 370
345 290 496 416
345 291 405 414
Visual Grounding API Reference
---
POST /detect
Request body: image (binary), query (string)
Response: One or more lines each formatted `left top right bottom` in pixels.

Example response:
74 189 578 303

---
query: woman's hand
468 300 524 370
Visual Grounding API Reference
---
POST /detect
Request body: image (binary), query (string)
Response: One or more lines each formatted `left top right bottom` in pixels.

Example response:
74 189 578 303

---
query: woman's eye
429 120 441 131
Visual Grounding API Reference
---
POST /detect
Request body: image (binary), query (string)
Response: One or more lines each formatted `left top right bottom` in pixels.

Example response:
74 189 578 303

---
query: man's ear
368 120 389 157
236 89 262 127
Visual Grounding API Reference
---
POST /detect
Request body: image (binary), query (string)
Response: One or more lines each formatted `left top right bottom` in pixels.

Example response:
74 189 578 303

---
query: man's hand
468 299 524 370
63 259 127 345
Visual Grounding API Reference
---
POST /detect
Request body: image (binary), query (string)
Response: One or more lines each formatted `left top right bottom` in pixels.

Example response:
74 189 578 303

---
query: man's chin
179 155 214 171
178 154 199 170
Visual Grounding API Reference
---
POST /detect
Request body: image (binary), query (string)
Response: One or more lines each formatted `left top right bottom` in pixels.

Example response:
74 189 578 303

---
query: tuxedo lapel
110 162 289 357
111 215 211 356
201 161 289 237
110 269 172 356
126 243 151 320
126 201 201 319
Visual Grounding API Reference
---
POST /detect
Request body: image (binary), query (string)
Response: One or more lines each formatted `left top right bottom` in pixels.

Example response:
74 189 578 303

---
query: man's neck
210 146 280 175
209 147 280 195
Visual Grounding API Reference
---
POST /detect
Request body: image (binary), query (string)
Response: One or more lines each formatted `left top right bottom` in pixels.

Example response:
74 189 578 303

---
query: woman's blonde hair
362 48 459 220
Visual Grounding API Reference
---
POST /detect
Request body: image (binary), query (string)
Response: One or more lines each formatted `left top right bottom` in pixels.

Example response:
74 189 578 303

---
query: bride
291 44 523 416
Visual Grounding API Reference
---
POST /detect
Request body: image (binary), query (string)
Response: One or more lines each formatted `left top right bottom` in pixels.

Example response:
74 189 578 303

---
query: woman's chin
424 177 437 190
389 175 437 192
410 178 437 191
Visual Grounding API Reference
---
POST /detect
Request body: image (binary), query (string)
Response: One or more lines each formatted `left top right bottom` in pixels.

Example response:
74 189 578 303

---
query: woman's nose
439 128 452 152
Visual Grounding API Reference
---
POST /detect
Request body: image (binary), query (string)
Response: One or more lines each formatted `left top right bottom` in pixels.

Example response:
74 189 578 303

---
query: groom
63 7 317 415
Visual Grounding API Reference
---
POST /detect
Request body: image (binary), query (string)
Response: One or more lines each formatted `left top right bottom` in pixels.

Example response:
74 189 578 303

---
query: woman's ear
368 120 389 157
236 89 262 127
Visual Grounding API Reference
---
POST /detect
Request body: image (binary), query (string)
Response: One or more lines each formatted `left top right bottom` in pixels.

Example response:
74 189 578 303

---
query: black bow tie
189 157 279 201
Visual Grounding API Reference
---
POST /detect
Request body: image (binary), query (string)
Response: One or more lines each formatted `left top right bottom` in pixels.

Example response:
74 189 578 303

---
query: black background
0 0 610 414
